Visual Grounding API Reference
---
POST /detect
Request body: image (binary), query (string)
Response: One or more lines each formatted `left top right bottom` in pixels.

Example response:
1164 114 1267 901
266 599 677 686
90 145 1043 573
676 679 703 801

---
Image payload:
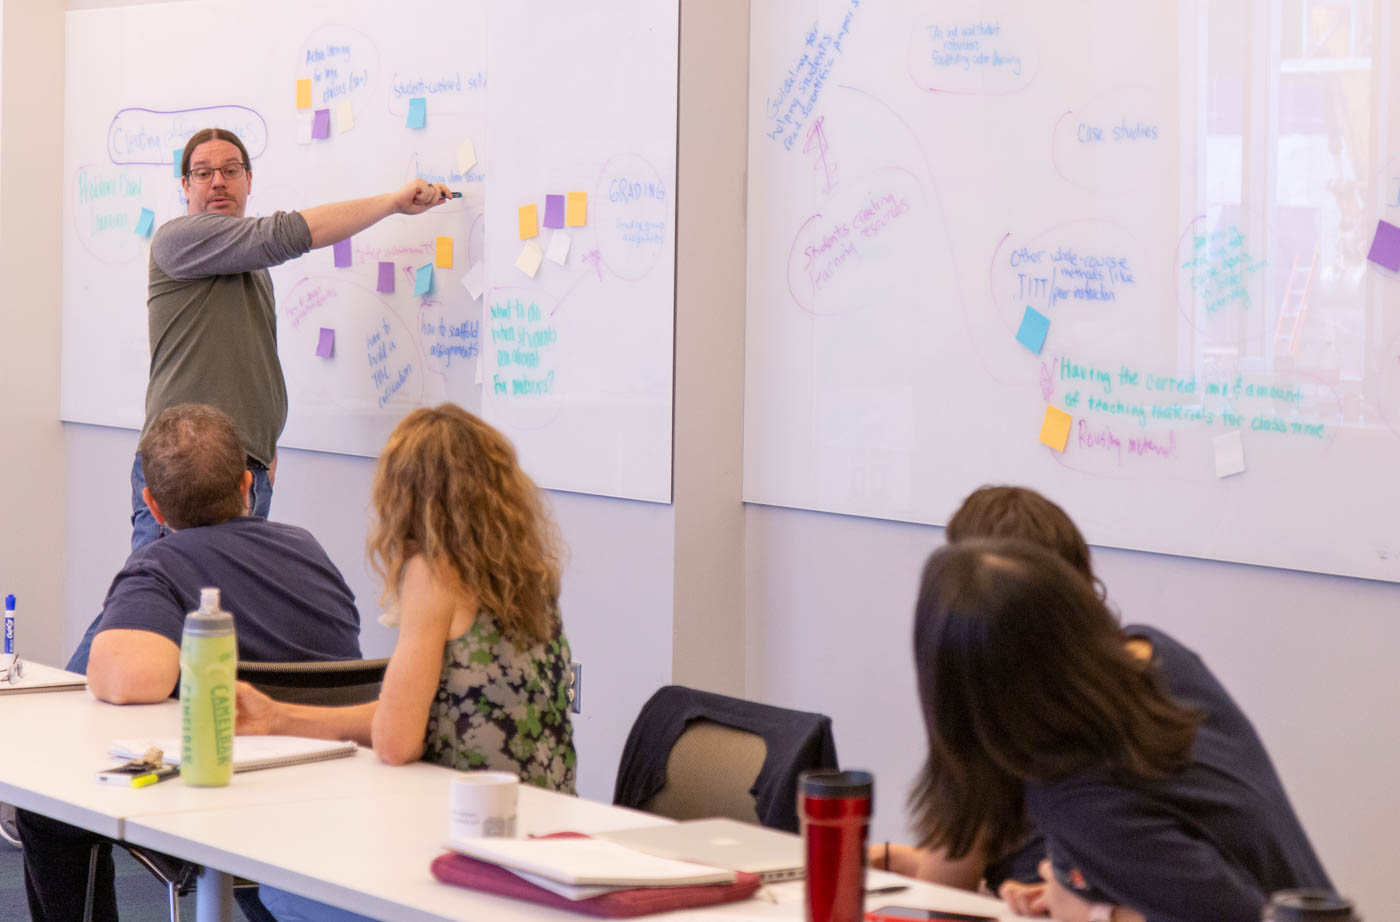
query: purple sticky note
333 238 352 268
312 109 331 139
377 261 395 293
1367 219 1400 272
316 327 335 358
544 194 566 229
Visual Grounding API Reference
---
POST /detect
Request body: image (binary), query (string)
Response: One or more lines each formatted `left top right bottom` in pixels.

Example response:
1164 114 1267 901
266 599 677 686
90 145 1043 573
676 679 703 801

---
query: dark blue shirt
1025 625 1331 922
68 517 362 683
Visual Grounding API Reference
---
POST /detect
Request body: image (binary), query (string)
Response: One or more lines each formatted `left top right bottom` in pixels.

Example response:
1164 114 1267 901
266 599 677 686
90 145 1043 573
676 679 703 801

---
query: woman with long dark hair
910 530 1330 922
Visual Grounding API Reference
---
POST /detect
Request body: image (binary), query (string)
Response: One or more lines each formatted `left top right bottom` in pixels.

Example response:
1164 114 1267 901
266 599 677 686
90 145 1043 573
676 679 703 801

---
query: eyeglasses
186 163 249 183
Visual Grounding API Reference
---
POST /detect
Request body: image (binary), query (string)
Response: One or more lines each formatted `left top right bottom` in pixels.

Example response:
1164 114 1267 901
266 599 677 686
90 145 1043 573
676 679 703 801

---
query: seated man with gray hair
20 402 364 921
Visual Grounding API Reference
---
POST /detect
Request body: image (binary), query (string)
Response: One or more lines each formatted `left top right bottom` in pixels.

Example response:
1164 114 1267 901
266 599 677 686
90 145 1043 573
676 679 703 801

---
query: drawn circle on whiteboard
905 2 1039 97
70 163 154 266
480 285 564 432
1050 86 1169 193
279 275 424 416
785 166 926 316
297 25 380 113
986 218 1150 359
1173 206 1270 338
592 153 671 282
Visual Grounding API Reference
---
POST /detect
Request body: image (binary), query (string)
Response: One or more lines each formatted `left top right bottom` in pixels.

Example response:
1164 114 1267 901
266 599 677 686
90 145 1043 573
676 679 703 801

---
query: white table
2 687 1026 922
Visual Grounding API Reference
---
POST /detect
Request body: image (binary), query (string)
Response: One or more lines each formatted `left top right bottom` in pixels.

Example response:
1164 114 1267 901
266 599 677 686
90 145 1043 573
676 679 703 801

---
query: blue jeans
129 451 273 552
257 886 377 922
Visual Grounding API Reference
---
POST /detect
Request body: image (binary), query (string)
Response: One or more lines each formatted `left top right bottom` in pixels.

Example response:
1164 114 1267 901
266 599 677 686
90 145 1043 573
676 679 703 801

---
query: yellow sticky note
435 237 454 269
518 203 539 240
1039 406 1073 452
295 79 312 109
565 191 587 227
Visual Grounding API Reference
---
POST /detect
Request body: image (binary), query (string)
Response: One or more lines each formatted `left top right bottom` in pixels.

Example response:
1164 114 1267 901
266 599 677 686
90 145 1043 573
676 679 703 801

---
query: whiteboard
744 0 1400 580
61 0 675 503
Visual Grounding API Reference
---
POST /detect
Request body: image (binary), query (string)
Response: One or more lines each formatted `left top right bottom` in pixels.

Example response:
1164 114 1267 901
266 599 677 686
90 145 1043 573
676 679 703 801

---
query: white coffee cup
449 771 519 840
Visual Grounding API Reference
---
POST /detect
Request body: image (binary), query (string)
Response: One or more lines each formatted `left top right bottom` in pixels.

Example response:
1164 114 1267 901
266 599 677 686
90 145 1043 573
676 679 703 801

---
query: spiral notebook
108 736 357 772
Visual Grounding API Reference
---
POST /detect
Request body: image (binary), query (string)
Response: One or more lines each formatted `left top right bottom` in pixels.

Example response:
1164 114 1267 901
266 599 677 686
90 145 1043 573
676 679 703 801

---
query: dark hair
947 485 1105 599
909 538 1201 861
139 404 247 530
180 128 251 177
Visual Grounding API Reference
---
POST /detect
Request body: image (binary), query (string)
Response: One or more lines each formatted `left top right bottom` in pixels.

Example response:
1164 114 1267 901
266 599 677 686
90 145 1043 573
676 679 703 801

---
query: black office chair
83 657 390 922
613 685 839 833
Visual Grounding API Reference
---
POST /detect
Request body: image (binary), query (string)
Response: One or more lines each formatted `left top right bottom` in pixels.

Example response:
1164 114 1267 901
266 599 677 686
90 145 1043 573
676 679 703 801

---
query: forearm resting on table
874 842 986 891
267 699 378 748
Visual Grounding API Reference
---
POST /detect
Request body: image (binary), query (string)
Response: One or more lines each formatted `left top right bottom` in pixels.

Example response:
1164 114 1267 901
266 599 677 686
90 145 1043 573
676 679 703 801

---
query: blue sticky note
133 208 155 238
407 97 426 130
377 261 395 293
173 149 183 178
333 238 352 268
1015 306 1051 354
414 262 433 295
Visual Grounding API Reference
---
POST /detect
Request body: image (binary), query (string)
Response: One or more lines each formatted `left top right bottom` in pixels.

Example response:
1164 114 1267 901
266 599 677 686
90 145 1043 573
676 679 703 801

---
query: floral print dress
421 609 577 793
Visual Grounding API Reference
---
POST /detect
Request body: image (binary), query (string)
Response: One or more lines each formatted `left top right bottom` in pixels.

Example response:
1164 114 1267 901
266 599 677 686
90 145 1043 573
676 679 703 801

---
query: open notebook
109 736 357 772
0 660 87 695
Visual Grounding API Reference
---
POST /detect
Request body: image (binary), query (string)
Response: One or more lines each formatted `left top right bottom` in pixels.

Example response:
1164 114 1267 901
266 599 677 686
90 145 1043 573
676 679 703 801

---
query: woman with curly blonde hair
236 403 576 796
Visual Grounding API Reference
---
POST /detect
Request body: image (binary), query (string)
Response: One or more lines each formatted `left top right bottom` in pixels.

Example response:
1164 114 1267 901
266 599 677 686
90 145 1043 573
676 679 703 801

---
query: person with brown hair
131 126 455 551
900 491 1331 922
22 403 363 922
235 402 575 785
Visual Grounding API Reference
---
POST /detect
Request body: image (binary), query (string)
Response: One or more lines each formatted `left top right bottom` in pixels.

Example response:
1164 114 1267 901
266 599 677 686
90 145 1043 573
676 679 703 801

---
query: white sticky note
457 139 477 175
515 241 543 278
335 99 354 134
545 231 571 266
295 113 314 144
460 261 486 300
1213 430 1245 478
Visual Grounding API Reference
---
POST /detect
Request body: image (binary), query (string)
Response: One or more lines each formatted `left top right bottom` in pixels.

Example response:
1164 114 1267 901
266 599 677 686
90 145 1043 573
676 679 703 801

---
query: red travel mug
799 769 873 922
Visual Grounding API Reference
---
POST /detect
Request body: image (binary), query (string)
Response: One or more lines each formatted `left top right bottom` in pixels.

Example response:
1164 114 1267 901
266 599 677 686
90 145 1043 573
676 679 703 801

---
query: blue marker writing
4 595 15 657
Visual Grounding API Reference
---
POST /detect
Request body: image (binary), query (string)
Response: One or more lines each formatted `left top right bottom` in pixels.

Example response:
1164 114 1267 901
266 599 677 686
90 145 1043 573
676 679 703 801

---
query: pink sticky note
316 328 335 358
333 238 352 267
377 261 395 292
543 194 566 229
312 109 331 139
1367 219 1400 272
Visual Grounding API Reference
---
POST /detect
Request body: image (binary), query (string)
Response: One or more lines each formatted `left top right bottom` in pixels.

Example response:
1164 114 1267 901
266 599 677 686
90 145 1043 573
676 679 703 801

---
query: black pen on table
867 885 911 896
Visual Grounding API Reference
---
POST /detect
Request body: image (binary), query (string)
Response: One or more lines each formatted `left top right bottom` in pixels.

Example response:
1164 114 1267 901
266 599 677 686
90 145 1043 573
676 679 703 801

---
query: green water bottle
179 587 237 786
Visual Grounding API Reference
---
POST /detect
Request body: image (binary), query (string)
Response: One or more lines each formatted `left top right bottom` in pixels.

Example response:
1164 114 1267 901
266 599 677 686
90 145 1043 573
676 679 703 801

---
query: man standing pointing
132 126 452 549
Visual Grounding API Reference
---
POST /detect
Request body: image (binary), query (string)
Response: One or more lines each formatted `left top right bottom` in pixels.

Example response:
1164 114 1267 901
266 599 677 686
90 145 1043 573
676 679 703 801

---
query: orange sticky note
435 236 453 268
295 79 312 109
565 191 587 227
1039 406 1073 452
518 203 539 240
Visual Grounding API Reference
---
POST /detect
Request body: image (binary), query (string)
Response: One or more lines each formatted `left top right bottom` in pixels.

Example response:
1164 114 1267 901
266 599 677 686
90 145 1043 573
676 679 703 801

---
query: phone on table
866 908 997 922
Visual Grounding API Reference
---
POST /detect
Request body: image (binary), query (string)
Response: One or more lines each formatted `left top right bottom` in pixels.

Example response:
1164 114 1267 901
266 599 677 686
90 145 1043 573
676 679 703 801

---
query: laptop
598 818 805 883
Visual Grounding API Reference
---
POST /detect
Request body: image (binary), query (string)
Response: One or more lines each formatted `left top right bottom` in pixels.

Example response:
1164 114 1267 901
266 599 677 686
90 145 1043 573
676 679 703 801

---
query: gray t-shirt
143 211 313 465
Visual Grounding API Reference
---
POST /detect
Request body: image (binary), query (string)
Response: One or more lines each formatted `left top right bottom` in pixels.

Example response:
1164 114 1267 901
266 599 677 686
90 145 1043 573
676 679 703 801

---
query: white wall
745 502 1397 917
0 0 66 668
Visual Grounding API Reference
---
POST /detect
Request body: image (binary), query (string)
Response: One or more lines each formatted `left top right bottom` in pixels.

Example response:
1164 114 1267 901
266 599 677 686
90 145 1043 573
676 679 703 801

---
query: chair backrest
614 685 839 833
236 658 389 706
640 719 766 824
